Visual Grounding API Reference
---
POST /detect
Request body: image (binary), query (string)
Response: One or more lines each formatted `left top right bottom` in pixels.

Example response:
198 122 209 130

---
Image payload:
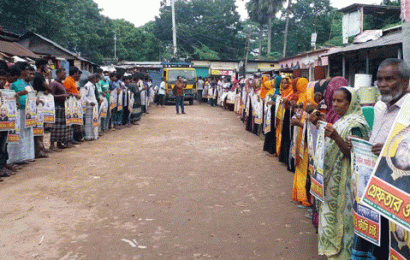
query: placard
0 90 17 131
351 137 381 246
362 95 410 230
310 121 327 202
25 92 37 128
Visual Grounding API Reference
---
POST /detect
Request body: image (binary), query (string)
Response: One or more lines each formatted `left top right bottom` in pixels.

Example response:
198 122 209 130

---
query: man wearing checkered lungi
50 68 72 150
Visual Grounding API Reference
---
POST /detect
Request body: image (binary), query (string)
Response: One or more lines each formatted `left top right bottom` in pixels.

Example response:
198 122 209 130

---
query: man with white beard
351 58 410 260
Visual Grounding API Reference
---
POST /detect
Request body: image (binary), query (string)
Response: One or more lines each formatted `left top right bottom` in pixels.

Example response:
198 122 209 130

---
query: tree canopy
0 0 403 64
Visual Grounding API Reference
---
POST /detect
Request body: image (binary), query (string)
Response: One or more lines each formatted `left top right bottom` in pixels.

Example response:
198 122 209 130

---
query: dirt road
0 103 323 260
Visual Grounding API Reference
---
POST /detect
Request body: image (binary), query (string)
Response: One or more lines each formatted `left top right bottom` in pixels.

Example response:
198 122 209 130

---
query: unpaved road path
0 103 323 260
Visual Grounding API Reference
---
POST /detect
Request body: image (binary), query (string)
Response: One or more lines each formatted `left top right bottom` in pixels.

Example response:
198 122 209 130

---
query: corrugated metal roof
21 32 77 58
20 32 96 65
325 31 402 56
0 40 39 59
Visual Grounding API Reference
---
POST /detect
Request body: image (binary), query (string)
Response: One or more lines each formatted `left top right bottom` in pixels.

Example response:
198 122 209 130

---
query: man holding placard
352 58 410 260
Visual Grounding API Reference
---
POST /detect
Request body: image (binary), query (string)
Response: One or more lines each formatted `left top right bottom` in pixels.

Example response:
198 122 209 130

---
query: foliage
0 0 163 64
154 0 245 60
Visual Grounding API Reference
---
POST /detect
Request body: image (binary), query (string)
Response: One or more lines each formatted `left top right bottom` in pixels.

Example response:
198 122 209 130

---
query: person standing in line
83 74 98 140
63 66 82 143
175 76 185 114
32 58 51 158
50 68 72 150
197 77 204 103
0 69 10 178
8 63 35 165
139 77 148 114
157 77 166 107
351 58 410 260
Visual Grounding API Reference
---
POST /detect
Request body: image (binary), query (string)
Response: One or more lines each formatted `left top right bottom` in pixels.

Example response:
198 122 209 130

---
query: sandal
5 164 19 172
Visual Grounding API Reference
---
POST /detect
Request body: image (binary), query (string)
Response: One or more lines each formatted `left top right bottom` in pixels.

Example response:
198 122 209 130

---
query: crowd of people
199 58 410 260
0 59 158 180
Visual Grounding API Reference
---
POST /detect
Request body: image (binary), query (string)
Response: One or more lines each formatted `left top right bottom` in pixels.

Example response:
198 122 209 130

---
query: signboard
342 10 363 44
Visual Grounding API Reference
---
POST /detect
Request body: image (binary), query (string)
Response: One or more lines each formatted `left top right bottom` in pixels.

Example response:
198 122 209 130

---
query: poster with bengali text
362 95 410 230
0 90 17 131
351 137 381 246
310 120 327 202
390 221 410 260
25 92 37 128
40 94 55 123
7 110 20 143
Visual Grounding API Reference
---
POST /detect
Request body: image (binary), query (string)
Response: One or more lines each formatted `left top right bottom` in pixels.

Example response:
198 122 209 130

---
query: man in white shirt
157 77 166 107
83 74 99 140
197 77 204 103
351 58 410 260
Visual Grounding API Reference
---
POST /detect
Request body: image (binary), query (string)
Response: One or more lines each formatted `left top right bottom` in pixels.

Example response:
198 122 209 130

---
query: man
63 66 82 143
197 77 204 103
32 58 51 158
352 58 410 260
175 76 185 114
83 74 98 140
138 76 148 114
50 68 72 150
9 62 35 165
157 77 166 107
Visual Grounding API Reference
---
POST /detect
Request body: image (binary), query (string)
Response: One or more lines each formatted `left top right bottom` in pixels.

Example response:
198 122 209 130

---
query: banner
110 90 117 111
65 97 73 126
117 90 123 111
264 100 272 134
310 120 327 202
40 94 55 123
128 92 134 112
7 110 20 143
99 99 108 118
92 105 99 128
80 88 87 114
390 222 410 259
254 99 263 125
351 137 381 246
25 92 37 128
362 95 410 230
0 90 17 131
307 121 318 182
71 98 83 125
33 104 44 136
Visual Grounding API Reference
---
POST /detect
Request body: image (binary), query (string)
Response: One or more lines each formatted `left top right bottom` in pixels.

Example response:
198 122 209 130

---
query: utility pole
114 32 117 63
172 0 177 57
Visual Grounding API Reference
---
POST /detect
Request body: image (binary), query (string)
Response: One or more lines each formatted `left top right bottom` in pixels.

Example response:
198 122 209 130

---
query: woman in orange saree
275 77 292 156
291 78 311 207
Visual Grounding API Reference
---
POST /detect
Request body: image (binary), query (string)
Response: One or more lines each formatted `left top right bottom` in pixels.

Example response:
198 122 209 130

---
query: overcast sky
94 0 380 27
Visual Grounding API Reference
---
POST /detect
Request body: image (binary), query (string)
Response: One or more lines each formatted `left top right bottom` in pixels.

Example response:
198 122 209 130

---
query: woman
279 78 299 170
262 78 276 155
8 63 35 164
318 87 370 259
291 78 311 207
275 77 292 156
324 76 348 124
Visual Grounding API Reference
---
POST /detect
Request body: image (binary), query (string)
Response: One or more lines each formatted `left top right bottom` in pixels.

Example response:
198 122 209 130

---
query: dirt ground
0 103 325 260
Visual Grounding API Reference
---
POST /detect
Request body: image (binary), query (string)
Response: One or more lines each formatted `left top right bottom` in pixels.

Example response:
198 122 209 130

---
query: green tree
154 0 245 60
